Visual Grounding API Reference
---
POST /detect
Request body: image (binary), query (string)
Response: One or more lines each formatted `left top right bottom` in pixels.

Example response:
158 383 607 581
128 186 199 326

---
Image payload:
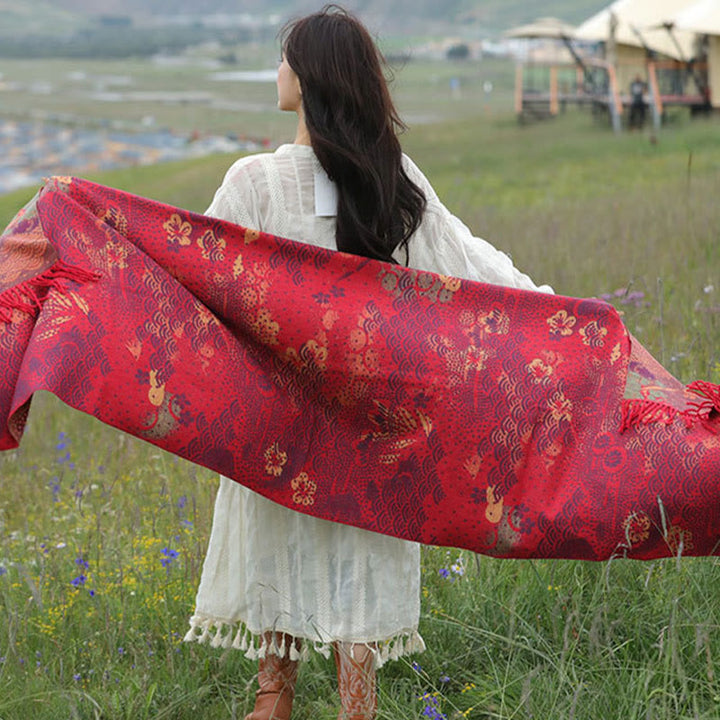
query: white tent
504 17 579 63
575 0 698 60
671 0 720 35
504 17 577 40
668 0 720 107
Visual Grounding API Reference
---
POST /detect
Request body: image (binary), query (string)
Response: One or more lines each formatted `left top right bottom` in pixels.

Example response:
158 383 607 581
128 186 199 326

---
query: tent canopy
575 0 699 59
504 17 577 40
668 0 720 36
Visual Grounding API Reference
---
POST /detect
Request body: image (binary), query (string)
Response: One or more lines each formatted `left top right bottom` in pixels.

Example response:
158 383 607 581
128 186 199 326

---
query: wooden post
606 63 623 133
550 66 559 115
647 62 662 130
515 63 524 117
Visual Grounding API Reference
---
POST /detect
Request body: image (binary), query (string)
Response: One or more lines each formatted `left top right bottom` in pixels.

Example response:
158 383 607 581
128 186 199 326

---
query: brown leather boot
244 633 299 720
333 642 377 720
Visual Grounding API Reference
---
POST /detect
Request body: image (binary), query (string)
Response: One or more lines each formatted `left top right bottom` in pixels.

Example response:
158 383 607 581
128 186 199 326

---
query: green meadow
1 54 720 719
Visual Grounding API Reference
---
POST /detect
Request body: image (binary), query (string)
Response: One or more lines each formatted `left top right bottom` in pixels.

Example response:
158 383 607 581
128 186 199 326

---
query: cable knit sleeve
401 155 554 294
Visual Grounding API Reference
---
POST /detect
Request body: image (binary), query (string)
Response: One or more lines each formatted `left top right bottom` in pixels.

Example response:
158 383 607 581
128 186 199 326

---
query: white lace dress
184 143 552 665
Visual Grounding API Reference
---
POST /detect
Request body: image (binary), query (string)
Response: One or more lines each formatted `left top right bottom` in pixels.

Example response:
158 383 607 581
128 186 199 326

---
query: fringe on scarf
620 380 720 433
182 615 426 668
0 260 100 323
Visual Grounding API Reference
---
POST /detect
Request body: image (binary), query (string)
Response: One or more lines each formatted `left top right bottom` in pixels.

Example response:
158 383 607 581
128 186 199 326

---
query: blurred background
2 0 718 194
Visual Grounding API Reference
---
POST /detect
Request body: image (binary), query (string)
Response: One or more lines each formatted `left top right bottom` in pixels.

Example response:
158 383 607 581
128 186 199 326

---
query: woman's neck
294 109 311 146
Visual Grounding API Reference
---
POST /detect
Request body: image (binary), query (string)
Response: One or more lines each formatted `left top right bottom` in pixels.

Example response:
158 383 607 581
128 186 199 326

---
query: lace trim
182 615 425 668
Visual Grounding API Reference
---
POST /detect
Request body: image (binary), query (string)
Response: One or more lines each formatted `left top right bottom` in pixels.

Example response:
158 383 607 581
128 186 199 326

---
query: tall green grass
2 109 720 719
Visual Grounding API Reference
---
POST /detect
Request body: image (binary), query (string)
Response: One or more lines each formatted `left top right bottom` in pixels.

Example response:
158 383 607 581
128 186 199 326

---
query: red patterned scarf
2 177 720 561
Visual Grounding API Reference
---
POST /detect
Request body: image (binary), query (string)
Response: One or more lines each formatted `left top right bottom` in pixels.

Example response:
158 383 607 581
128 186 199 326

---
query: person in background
629 74 647 130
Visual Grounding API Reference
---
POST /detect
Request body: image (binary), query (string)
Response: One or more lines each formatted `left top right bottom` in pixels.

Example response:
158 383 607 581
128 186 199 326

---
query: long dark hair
281 5 426 263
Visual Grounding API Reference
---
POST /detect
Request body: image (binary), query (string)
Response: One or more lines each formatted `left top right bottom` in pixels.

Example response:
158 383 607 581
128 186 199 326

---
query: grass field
1 54 720 719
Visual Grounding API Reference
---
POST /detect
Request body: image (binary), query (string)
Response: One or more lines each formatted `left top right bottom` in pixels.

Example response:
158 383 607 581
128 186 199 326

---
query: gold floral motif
459 306 510 337
528 358 553 381
378 267 460 303
666 525 694 555
622 512 651 545
548 390 573 423
163 213 192 246
428 306 509 387
339 305 382 405
285 337 328 371
291 472 316 506
264 442 288 477
527 350 563 383
610 342 623 365
439 275 462 296
547 310 576 336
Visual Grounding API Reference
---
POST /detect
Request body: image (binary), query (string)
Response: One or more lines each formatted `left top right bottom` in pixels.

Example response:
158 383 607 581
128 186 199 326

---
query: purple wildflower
160 547 179 568
420 694 447 720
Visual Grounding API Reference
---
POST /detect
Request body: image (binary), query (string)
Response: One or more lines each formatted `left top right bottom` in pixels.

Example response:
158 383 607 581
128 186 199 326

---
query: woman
185 6 551 719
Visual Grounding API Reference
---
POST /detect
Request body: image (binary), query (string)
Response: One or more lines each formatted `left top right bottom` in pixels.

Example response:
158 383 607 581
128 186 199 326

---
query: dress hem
182 614 425 668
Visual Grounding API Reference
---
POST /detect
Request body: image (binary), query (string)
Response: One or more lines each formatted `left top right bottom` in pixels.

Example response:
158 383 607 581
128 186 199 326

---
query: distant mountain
4 0 607 36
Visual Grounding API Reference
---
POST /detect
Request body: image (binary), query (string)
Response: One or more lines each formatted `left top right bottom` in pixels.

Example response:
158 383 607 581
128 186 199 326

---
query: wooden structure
509 2 713 131
514 56 709 131
669 0 720 109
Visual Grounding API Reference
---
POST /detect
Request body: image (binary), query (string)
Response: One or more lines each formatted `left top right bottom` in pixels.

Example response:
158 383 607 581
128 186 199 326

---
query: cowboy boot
333 642 377 720
244 633 300 720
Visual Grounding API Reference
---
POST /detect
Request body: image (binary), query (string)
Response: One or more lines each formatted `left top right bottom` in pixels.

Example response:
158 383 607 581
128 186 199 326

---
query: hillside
3 0 607 36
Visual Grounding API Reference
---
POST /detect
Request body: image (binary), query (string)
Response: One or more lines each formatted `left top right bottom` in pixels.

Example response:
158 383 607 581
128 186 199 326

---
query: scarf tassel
620 380 720 433
0 260 100 323
685 380 720 421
